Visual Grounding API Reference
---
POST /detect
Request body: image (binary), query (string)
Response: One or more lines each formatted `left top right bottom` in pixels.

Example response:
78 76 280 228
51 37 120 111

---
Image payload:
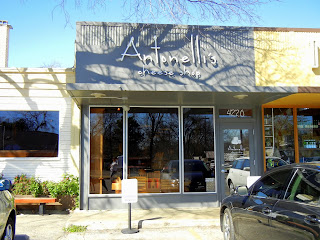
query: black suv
220 162 320 240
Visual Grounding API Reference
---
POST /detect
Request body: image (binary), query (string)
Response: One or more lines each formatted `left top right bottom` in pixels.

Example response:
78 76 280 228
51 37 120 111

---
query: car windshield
243 159 250 168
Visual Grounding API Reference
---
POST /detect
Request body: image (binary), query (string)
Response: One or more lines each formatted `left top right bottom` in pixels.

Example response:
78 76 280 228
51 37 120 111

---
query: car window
231 161 237 168
235 159 244 169
251 169 292 199
243 159 250 168
286 169 320 206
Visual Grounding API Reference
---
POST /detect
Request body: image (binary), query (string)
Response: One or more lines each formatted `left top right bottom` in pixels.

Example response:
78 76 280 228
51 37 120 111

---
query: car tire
1 217 15 240
222 208 235 240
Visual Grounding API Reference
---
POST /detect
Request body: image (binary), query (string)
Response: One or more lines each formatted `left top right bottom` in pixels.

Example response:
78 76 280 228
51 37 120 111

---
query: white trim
0 110 61 161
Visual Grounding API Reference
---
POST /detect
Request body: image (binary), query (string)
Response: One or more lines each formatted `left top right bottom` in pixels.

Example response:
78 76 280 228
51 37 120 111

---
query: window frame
0 110 60 160
88 105 216 196
181 106 216 194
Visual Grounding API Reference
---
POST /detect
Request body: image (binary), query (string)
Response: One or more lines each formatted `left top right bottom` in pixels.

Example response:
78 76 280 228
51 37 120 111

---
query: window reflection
183 108 215 192
128 108 179 193
264 108 295 170
0 111 59 157
297 108 320 163
90 107 123 194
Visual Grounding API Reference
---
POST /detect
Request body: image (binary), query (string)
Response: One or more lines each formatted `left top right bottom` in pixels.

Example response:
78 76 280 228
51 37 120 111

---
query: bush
46 174 79 198
12 174 79 204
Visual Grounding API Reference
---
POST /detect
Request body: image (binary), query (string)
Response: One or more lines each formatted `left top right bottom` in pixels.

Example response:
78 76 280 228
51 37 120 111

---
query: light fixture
233 94 248 100
123 106 130 111
91 93 106 98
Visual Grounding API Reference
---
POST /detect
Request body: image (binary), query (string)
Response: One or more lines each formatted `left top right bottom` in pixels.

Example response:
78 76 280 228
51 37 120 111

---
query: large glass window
183 108 215 192
0 111 59 157
128 108 179 193
297 108 320 162
264 108 295 170
90 107 123 194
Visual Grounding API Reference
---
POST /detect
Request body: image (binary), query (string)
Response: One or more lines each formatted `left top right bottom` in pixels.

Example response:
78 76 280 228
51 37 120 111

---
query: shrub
12 174 79 200
12 174 32 196
47 174 79 198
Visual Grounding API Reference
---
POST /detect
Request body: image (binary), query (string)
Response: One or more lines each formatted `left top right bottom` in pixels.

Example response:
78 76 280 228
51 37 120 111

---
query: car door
0 191 6 232
270 168 320 240
234 167 293 240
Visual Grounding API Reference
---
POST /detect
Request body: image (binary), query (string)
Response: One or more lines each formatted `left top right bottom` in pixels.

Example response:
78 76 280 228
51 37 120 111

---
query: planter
58 195 77 210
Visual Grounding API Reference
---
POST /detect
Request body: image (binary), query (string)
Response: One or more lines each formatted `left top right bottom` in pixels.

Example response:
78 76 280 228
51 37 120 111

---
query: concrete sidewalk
67 207 221 230
15 207 222 240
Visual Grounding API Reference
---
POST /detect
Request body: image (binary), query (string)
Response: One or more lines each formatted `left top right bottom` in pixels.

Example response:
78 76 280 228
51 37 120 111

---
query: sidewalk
15 207 222 240
67 207 221 230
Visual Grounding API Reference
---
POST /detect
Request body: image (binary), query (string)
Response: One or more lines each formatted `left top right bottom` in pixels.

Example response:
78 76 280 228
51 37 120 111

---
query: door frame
217 122 256 202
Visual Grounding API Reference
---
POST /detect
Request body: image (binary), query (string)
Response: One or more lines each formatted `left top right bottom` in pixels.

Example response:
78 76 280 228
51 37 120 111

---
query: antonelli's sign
120 35 217 79
76 22 255 86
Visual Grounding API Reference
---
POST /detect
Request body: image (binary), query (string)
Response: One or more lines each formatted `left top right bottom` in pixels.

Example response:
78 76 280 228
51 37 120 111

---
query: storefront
68 22 320 210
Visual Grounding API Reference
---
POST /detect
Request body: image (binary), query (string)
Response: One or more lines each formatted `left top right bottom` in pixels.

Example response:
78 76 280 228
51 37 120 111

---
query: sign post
121 179 139 234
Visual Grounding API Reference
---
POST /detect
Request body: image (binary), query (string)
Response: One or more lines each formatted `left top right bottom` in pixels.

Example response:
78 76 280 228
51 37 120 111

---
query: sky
2 0 320 68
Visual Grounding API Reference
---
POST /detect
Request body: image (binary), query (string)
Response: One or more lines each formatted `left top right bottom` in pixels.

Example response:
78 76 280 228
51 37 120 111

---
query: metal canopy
67 83 297 106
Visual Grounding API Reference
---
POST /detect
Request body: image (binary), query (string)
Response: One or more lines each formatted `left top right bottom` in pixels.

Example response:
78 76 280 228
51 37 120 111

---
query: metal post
128 203 131 230
121 203 139 234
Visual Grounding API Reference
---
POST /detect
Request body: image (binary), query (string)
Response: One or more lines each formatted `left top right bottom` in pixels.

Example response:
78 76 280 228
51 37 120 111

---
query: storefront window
0 111 59 157
90 107 123 194
128 107 179 193
297 108 320 163
264 108 295 170
183 108 215 192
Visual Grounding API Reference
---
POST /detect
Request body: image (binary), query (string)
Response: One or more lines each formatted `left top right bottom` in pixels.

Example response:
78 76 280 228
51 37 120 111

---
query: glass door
220 123 254 199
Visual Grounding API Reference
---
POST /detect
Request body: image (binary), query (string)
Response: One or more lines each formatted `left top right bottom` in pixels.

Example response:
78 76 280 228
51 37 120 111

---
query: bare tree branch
52 0 280 24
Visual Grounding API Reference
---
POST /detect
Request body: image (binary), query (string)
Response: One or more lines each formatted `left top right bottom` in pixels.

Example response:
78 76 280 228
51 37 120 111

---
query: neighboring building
1 21 320 210
0 21 80 182
0 67 79 182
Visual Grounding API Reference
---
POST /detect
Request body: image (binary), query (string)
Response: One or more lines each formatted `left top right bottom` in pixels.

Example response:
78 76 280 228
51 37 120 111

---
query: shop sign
121 179 138 203
120 35 218 79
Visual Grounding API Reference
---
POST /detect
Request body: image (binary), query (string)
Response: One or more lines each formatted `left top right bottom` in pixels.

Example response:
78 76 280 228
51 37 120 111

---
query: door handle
262 207 271 214
305 215 320 225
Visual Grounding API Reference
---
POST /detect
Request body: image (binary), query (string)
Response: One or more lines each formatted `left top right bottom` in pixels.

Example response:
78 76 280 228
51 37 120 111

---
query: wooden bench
14 197 61 215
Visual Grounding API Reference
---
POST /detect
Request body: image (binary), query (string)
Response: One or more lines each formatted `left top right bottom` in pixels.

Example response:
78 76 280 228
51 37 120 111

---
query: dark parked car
0 179 16 240
161 159 214 192
220 162 320 240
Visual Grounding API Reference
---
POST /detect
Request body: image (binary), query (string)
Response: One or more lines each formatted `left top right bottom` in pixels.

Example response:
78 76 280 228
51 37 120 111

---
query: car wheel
222 208 235 240
2 217 15 240
228 180 234 190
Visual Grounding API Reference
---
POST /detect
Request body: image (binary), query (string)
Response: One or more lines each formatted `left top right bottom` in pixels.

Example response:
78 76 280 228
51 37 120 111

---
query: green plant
29 177 44 197
47 174 79 198
12 175 47 197
63 224 87 233
12 174 32 196
12 173 80 209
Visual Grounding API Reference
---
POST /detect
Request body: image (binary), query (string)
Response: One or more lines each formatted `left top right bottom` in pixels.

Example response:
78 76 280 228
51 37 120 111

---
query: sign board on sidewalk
121 179 138 203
